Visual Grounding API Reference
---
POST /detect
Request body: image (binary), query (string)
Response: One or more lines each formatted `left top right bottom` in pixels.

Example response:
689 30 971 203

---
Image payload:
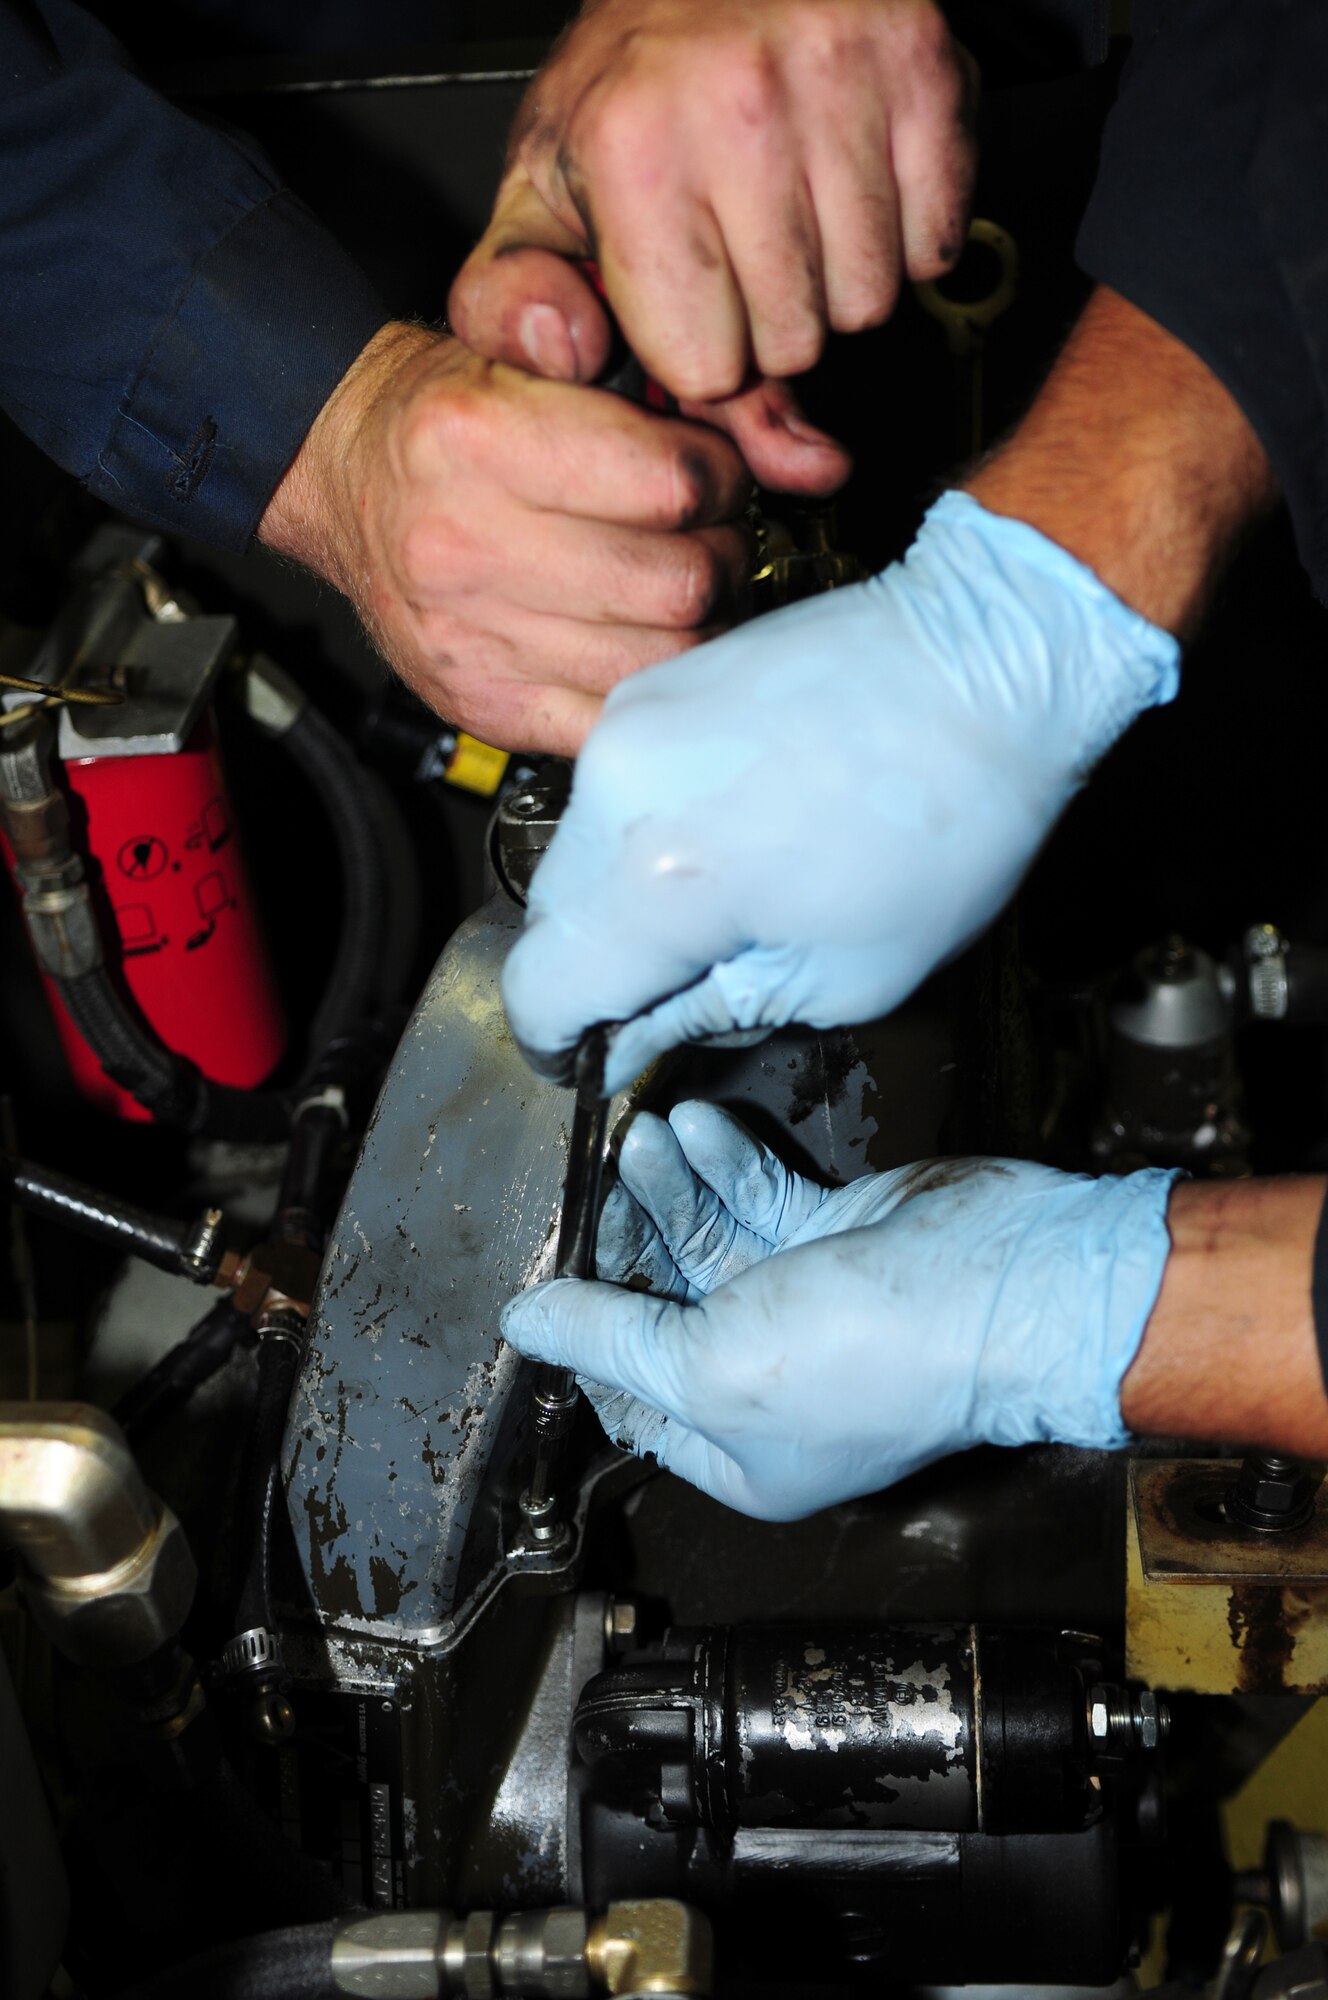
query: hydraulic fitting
0 710 103 978
0 1402 196 1667
330 1903 712 2000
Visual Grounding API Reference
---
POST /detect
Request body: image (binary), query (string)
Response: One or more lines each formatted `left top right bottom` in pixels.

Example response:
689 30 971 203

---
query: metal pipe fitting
0 1403 196 1667
0 710 104 978
330 1903 711 2000
2 1155 224 1283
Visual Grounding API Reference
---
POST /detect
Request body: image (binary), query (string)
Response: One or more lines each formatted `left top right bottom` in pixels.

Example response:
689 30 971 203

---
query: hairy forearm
258 319 439 591
965 286 1278 639
1121 1176 1328 1454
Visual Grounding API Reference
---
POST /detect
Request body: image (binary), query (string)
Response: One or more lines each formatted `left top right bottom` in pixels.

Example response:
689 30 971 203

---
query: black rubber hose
273 1097 344 1252
279 698 389 1057
233 1329 303 1642
114 1297 252 1443
113 1921 338 2000
59 967 293 1142
1 1153 218 1279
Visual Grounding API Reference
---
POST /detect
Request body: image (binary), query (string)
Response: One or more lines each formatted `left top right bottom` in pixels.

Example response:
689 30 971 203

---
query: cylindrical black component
274 1094 345 1252
578 1809 1121 1988
729 1627 975 1831
2 1153 219 1280
575 1625 1095 1839
114 1297 252 1443
111 1921 338 2000
977 1626 1096 1833
728 1821 1120 1987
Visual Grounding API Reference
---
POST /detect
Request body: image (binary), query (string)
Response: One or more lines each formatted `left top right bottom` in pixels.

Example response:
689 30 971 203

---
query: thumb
449 162 612 384
679 378 852 497
501 1278 702 1428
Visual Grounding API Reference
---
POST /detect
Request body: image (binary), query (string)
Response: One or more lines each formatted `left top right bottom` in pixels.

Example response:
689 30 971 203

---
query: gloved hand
500 1102 1180 1521
501 491 1180 1090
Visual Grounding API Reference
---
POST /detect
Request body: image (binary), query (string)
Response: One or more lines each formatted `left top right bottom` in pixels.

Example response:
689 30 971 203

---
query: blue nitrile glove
500 1102 1180 1522
502 491 1179 1093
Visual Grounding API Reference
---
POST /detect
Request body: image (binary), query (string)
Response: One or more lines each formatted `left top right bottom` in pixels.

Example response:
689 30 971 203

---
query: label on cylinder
731 1626 977 1831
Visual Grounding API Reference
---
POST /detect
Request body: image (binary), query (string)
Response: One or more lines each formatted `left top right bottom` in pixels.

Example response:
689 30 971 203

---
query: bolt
1086 1683 1168 1761
1226 1453 1320 1534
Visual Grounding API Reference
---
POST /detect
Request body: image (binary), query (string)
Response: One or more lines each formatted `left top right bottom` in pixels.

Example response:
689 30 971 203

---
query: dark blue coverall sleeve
1078 0 1328 600
0 0 387 551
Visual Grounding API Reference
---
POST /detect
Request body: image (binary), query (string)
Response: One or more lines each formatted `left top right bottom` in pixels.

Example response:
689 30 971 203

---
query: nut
23 1504 196 1668
1137 1689 1160 1751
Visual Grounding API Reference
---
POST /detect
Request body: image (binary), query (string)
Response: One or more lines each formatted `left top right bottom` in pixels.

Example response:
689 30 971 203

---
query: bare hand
259 323 753 754
450 0 977 410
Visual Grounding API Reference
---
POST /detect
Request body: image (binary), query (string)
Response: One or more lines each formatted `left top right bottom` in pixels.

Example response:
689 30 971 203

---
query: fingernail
519 302 577 381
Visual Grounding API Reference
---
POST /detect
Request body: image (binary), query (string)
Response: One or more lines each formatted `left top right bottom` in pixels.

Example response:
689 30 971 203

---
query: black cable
112 1921 338 2000
1 1153 219 1279
59 968 292 1141
114 1297 253 1443
279 698 392 1056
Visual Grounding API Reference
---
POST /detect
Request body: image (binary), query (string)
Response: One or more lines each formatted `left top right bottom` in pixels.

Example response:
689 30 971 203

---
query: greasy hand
500 1102 1179 1521
502 492 1180 1092
450 164 853 499
259 321 752 754
450 0 977 406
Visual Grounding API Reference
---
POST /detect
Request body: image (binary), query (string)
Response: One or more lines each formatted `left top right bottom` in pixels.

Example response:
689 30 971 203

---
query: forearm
258 320 438 591
0 0 386 552
964 285 1277 640
1121 1176 1328 1455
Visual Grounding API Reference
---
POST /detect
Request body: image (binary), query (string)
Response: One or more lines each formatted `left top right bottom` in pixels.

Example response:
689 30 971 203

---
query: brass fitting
585 1902 713 1998
0 1402 196 1667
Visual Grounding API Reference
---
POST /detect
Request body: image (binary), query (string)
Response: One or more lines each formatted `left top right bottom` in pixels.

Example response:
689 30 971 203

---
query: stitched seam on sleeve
95 184 285 487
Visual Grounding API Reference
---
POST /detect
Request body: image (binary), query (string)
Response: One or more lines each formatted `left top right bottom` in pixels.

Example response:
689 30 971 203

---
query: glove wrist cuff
916 491 1182 769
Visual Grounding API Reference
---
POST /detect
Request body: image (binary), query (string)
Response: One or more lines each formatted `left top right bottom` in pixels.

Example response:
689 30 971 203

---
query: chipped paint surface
282 896 574 1634
734 1627 976 1831
1126 1460 1328 1694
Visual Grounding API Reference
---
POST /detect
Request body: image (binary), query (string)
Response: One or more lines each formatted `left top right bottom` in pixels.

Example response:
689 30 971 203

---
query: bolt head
1090 1699 1109 1741
1137 1690 1160 1751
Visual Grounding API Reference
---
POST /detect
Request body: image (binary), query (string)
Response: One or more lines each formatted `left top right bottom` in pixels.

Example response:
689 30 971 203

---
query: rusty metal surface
1133 1462 1328 1582
1127 1461 1328 1696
